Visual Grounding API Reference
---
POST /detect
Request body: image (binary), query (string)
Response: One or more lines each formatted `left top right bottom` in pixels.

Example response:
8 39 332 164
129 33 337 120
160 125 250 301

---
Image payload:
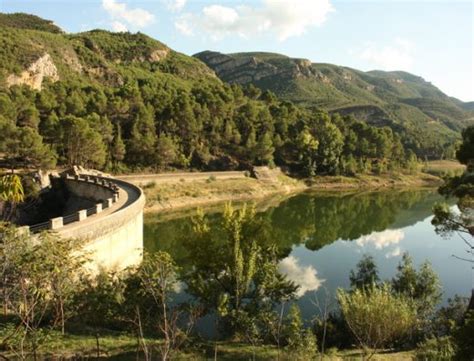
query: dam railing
24 174 121 235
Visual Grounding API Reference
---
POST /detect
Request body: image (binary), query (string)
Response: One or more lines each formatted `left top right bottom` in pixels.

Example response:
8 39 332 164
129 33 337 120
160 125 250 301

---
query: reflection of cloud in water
356 229 405 249
173 280 185 293
385 246 402 258
278 256 324 297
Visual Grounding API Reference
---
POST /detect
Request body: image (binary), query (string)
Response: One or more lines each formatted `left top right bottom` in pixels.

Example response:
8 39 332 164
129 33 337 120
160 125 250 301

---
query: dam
22 172 145 272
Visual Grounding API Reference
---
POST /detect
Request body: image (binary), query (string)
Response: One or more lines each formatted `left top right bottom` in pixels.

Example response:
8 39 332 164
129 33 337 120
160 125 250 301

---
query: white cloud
175 14 193 35
165 0 187 12
278 256 324 297
175 0 334 41
358 38 415 71
102 0 155 29
111 21 128 32
356 229 405 250
385 246 402 259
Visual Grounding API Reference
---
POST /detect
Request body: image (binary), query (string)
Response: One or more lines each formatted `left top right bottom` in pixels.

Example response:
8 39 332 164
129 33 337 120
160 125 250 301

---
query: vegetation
0 13 467 178
430 125 474 360
0 213 471 360
196 51 472 160
338 284 418 359
0 11 473 361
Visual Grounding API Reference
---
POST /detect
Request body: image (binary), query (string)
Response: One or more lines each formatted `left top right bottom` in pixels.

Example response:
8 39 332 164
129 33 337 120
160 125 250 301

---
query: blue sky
2 0 473 101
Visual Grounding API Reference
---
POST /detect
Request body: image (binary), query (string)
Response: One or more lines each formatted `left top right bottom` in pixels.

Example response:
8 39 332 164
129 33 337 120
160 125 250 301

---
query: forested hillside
0 13 464 176
195 51 474 158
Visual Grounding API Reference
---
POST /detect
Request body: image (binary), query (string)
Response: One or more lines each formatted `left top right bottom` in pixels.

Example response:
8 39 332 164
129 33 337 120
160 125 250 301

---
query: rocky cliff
6 53 59 90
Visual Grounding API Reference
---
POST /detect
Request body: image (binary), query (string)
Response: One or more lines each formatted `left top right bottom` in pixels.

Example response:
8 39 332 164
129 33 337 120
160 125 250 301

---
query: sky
1 0 473 101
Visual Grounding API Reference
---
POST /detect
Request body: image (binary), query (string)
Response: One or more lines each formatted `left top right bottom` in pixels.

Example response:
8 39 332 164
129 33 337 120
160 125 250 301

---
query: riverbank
141 172 306 213
138 171 442 213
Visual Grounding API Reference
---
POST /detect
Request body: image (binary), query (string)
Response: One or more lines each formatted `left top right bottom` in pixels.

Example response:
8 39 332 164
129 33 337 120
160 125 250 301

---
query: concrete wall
56 177 145 272
64 177 116 203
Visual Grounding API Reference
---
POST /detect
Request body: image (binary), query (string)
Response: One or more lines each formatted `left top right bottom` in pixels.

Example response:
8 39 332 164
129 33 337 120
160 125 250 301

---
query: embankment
118 170 441 214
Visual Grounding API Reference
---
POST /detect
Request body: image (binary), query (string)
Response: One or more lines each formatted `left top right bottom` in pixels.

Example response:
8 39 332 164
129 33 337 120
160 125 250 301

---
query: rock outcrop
148 48 170 62
194 51 316 85
6 53 59 90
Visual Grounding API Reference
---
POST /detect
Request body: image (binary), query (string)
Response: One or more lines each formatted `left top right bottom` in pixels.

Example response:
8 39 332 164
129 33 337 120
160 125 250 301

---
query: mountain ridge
0 13 471 168
194 50 473 136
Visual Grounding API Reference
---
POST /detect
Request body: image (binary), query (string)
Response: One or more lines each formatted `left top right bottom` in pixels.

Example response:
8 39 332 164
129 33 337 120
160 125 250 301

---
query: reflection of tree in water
263 189 443 251
144 189 444 265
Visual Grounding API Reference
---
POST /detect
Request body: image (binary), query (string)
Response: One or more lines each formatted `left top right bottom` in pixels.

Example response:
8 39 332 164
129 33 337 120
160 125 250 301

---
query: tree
111 124 126 166
453 311 474 360
349 254 380 290
182 203 297 338
284 303 304 349
62 116 106 169
0 174 24 204
431 126 473 310
296 129 319 177
337 283 417 360
391 252 442 322
0 174 25 221
315 122 343 175
2 126 56 170
155 135 177 169
126 104 157 166
283 304 318 359
456 126 474 171
0 226 86 359
129 251 199 361
254 132 275 166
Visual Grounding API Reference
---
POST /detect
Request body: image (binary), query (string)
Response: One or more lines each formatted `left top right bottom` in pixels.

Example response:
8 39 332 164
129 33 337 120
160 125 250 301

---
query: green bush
415 336 456 360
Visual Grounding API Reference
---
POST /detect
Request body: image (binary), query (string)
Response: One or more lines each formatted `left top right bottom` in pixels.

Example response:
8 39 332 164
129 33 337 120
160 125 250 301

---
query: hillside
0 13 467 177
0 22 216 90
195 51 474 154
0 13 63 33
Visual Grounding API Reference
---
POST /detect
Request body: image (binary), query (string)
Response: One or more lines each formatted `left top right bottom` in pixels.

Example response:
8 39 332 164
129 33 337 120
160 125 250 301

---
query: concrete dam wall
26 174 145 272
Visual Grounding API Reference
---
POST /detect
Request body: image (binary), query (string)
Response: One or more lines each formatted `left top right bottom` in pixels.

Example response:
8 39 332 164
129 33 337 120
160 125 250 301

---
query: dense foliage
0 75 415 176
0 14 463 175
337 283 418 358
196 51 473 160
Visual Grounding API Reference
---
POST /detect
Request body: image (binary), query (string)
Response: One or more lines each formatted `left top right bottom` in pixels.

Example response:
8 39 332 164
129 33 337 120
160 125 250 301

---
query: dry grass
140 169 444 214
143 175 306 213
309 172 442 189
422 160 465 177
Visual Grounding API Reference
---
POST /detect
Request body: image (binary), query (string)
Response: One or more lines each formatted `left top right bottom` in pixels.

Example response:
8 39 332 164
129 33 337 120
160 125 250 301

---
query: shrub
337 283 418 358
415 336 456 360
453 311 474 360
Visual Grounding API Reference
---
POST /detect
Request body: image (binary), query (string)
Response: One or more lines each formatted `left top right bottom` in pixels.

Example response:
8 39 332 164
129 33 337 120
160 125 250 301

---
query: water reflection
278 256 324 297
145 189 443 256
355 229 405 249
144 189 470 321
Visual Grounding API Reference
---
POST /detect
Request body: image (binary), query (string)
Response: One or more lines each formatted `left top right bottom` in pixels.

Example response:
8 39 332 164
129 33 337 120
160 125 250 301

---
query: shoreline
138 171 443 215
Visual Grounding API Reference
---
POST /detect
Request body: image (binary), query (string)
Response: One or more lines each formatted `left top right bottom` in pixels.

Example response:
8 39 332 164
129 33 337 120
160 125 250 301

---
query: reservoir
144 189 471 323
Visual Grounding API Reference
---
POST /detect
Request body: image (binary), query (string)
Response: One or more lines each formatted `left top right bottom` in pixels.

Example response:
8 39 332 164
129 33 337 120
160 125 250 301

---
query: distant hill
0 12 471 173
0 17 217 90
0 13 63 33
195 51 473 150
460 101 474 111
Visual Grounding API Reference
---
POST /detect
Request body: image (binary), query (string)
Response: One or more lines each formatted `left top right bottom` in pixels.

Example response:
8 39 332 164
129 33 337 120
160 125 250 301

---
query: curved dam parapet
24 173 145 272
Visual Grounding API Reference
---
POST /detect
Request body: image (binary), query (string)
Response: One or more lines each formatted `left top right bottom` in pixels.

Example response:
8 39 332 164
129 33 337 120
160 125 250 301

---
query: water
144 188 472 323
